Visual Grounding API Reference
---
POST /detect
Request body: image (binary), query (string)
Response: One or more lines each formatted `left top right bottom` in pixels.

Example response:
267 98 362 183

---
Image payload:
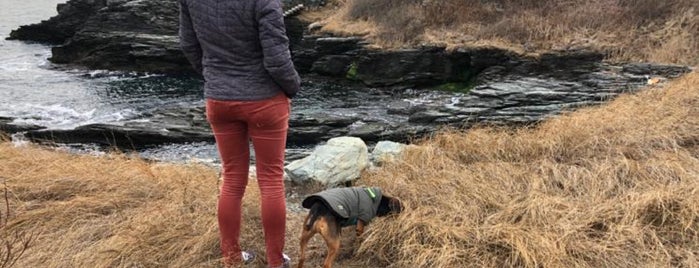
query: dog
297 187 402 268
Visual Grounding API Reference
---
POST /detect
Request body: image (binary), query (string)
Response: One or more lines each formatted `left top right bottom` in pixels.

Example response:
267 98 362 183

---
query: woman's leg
247 95 290 267
207 99 250 265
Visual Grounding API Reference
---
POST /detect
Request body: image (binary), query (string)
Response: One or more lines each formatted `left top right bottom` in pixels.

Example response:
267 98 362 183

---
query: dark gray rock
9 0 312 74
536 50 605 78
408 110 452 124
25 123 214 149
379 125 432 143
622 63 692 78
289 113 358 128
386 101 413 115
284 17 306 50
466 47 521 73
444 73 649 126
348 122 385 141
47 0 188 73
314 37 364 55
0 117 46 134
355 47 459 87
287 125 333 145
7 0 107 43
21 105 215 149
310 55 352 76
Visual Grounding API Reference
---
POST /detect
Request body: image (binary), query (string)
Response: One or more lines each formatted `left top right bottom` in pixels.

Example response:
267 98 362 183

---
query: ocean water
0 0 205 129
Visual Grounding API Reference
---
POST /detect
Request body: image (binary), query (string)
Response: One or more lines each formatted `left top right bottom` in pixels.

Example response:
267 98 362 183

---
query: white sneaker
242 251 256 264
269 253 291 268
282 253 291 268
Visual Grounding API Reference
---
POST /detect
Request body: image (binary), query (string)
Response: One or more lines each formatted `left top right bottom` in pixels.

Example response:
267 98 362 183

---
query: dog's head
376 194 403 217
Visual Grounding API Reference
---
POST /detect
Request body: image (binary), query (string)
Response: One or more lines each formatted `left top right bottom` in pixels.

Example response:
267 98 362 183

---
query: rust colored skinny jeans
206 93 289 267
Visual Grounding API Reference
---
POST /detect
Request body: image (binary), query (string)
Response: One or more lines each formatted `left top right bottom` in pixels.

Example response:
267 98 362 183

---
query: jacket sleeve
178 0 203 75
256 0 301 98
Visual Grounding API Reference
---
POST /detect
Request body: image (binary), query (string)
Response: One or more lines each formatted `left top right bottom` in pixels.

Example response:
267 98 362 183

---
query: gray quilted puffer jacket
302 187 383 227
179 0 301 100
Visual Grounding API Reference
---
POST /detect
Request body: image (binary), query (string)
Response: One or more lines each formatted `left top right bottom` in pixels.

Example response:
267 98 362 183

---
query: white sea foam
0 60 32 72
4 103 138 129
11 132 30 147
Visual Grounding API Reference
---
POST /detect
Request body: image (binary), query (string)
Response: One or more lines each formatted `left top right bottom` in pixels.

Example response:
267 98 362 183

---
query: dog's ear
376 196 392 217
376 195 403 217
389 197 403 214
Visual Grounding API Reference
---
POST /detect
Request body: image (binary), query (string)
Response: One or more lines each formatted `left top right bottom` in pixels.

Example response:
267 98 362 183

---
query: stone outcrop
17 61 691 150
7 0 310 74
298 39 691 88
22 106 212 149
7 0 107 43
53 0 186 73
285 136 369 185
10 0 691 88
25 123 213 149
0 117 45 134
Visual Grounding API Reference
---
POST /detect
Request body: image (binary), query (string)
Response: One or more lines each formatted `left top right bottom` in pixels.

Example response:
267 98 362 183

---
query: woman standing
178 0 300 267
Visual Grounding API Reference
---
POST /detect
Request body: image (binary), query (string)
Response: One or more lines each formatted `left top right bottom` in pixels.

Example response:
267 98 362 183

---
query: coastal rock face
0 117 45 134
49 0 187 73
293 36 691 88
354 47 471 86
18 62 691 150
25 123 214 149
7 0 107 43
9 0 693 86
8 0 309 73
9 0 187 72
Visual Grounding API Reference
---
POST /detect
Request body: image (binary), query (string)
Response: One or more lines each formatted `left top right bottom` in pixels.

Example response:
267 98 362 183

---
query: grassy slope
359 72 699 267
316 0 699 65
1 72 697 267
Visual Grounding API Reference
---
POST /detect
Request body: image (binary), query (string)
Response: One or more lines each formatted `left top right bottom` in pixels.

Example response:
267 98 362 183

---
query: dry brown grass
0 146 222 267
356 71 699 267
0 72 698 266
0 143 337 267
319 0 699 65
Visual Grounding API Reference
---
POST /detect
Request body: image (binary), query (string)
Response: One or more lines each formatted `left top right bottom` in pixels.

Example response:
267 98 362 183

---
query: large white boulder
285 136 369 185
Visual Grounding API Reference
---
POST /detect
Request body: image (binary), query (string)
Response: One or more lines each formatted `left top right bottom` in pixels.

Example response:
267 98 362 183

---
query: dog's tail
304 202 324 230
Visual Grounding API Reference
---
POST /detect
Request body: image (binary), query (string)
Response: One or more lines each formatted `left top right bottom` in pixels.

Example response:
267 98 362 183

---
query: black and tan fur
297 194 402 268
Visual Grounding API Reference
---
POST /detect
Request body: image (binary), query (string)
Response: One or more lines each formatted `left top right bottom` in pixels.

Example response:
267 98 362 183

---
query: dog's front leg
356 220 365 237
352 220 366 255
